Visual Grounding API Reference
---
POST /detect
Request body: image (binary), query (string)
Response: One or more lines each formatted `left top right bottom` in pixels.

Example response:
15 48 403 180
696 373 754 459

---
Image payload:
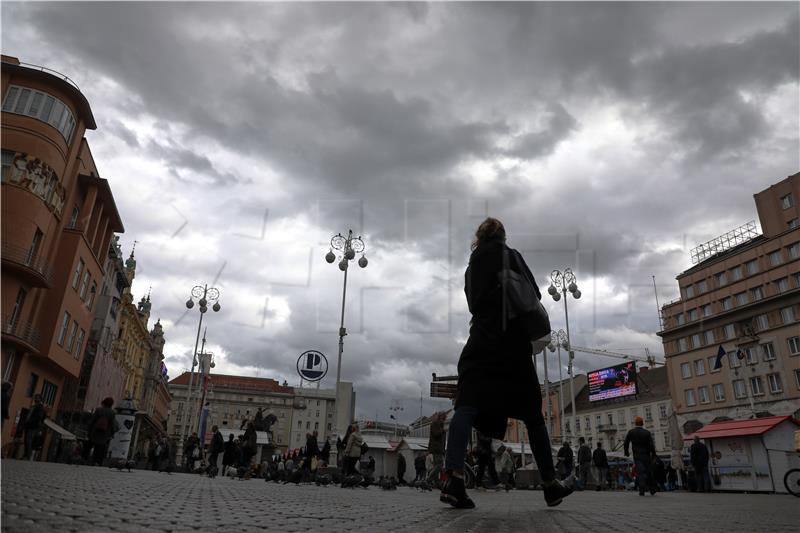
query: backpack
360 442 369 456
94 414 110 432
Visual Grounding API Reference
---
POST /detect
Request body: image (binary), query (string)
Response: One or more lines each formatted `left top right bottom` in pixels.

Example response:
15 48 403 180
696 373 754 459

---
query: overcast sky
3 1 798 424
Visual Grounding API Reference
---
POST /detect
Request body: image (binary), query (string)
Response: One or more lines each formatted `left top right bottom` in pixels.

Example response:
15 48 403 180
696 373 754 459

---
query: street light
177 284 221 464
325 229 367 466
390 400 403 437
548 329 569 440
548 269 580 436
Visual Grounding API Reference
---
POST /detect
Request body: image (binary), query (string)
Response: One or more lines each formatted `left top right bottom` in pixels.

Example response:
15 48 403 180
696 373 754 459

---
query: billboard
588 361 637 402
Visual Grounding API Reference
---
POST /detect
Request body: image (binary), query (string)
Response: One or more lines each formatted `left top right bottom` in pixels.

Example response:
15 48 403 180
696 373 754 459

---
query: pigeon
340 474 364 488
315 474 332 486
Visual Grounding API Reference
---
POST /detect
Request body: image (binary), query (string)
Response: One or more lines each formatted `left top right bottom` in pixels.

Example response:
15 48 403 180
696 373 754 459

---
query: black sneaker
440 475 475 509
543 479 574 507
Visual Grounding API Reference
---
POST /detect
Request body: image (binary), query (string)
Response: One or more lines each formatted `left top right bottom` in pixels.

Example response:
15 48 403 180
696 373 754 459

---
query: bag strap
501 248 509 332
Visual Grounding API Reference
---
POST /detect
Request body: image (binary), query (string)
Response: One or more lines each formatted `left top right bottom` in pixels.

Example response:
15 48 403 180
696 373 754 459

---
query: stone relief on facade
4 152 66 217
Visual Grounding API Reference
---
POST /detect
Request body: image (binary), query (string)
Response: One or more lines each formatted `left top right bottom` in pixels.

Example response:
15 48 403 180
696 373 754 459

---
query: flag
713 345 726 370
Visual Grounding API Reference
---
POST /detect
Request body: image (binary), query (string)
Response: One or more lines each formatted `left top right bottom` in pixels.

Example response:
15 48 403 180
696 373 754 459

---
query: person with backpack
84 397 119 466
22 393 46 460
439 218 573 510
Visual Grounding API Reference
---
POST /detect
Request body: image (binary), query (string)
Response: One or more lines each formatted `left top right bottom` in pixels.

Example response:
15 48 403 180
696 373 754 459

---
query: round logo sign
297 350 328 382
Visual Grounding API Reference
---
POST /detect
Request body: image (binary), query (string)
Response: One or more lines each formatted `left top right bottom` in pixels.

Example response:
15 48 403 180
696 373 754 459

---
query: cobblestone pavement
2 460 798 532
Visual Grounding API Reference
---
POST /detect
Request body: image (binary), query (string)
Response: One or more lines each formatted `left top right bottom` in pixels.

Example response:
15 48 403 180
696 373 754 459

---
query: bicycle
785 467 800 496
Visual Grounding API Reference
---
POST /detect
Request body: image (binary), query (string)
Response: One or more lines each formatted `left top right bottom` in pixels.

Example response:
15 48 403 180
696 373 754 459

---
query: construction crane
569 345 664 367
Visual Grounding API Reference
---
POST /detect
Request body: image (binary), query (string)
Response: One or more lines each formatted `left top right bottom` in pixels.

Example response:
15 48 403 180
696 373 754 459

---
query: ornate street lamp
548 269 580 435
548 329 569 440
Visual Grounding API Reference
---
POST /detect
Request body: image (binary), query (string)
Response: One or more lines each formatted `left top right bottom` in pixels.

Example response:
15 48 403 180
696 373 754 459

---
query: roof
565 365 670 413
78 174 124 232
684 415 798 441
362 435 394 450
396 437 429 451
169 372 293 394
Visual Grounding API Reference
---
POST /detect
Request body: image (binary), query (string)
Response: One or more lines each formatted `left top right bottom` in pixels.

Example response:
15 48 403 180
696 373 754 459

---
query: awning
684 415 798 441
44 418 77 441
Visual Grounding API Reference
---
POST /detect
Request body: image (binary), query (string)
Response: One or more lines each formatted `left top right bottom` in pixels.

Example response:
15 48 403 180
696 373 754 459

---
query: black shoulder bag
499 248 551 341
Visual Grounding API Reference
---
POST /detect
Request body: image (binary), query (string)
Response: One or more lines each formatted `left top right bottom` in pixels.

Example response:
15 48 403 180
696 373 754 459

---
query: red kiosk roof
684 415 798 441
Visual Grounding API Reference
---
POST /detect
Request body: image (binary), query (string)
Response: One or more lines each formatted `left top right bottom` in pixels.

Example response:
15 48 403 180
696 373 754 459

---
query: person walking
207 425 224 476
427 412 446 484
1 381 12 429
624 416 656 496
156 436 172 472
22 394 46 460
690 436 712 493
222 433 236 476
367 455 376 478
241 421 257 471
343 422 364 479
576 437 592 490
184 432 201 471
84 397 119 466
556 441 574 480
667 463 678 491
497 445 515 490
414 453 426 482
397 452 407 485
474 432 500 489
592 441 609 491
439 218 572 509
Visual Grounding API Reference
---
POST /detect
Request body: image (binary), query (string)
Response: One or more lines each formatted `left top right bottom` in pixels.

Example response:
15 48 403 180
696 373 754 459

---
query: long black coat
455 237 544 439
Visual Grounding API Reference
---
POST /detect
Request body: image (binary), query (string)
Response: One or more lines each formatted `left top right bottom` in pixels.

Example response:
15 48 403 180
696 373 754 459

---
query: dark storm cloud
3 1 797 422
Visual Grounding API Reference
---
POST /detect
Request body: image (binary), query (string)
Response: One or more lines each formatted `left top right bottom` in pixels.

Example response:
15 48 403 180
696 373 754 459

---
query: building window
745 259 759 275
618 410 626 428
57 311 71 345
72 259 84 289
659 404 668 419
761 342 776 361
745 347 758 365
721 297 733 311
735 292 747 306
716 272 727 286
575 417 581 432
73 329 85 359
296 421 301 429
781 193 794 209
733 379 747 399
684 285 695 298
678 338 689 352
79 271 90 300
694 359 706 376
691 334 701 349
704 330 715 345
26 228 43 265
769 250 782 266
712 383 725 402
788 336 800 356
729 350 742 368
644 406 652 421
41 380 57 406
767 373 783 394
788 243 800 260
702 304 712 317
724 324 736 339
698 386 710 404
630 408 639 423
584 416 591 430
708 355 720 373
750 286 764 301
306 421 310 429
688 309 698 321
685 389 697 407
730 267 743 281
755 314 769 331
697 280 708 293
776 278 790 293
789 218 800 230
7 287 28 330
608 413 614 425
87 282 97 310
327 423 332 431
676 313 685 326
1 85 76 142
780 306 795 324
749 376 764 396
681 362 692 379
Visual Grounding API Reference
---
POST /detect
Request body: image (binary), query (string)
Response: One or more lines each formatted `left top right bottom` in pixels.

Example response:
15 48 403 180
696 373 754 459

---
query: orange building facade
1 55 124 450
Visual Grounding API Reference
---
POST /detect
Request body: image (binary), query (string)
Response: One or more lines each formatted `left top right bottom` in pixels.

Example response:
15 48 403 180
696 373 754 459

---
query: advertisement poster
108 412 136 461
588 361 637 402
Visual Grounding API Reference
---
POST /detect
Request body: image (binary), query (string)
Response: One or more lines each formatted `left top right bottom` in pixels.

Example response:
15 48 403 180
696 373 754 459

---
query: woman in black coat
439 218 572 509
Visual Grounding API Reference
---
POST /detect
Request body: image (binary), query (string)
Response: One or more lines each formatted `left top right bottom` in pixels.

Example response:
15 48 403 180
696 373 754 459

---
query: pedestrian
157 436 172 472
320 437 331 464
148 436 160 471
184 432 201 471
343 422 364 479
84 397 119 466
497 445 515 490
207 425 224 476
396 452 407 485
624 416 656 496
414 453 426 482
576 437 592 490
667 463 678 491
439 218 572 509
427 412 446 484
592 441 609 491
303 431 320 479
689 435 712 493
653 456 666 492
241 421 257 470
475 432 500 489
22 393 46 460
1 381 12 429
367 455 376 478
222 433 236 476
556 441 574 480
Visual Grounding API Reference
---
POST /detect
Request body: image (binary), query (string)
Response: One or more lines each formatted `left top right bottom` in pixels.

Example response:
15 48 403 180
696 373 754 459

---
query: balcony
1 242 54 288
597 423 617 433
2 318 42 355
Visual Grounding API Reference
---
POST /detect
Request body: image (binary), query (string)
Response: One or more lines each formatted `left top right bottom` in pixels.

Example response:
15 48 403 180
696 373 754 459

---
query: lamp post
324 229 367 467
389 400 403 438
548 329 568 441
177 284 220 464
547 269 580 436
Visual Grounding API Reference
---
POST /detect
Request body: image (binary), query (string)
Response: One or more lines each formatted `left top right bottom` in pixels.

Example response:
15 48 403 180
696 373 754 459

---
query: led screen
588 361 637 402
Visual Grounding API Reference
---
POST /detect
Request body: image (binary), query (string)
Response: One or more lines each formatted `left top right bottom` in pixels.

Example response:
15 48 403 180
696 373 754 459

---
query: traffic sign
297 350 328 382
